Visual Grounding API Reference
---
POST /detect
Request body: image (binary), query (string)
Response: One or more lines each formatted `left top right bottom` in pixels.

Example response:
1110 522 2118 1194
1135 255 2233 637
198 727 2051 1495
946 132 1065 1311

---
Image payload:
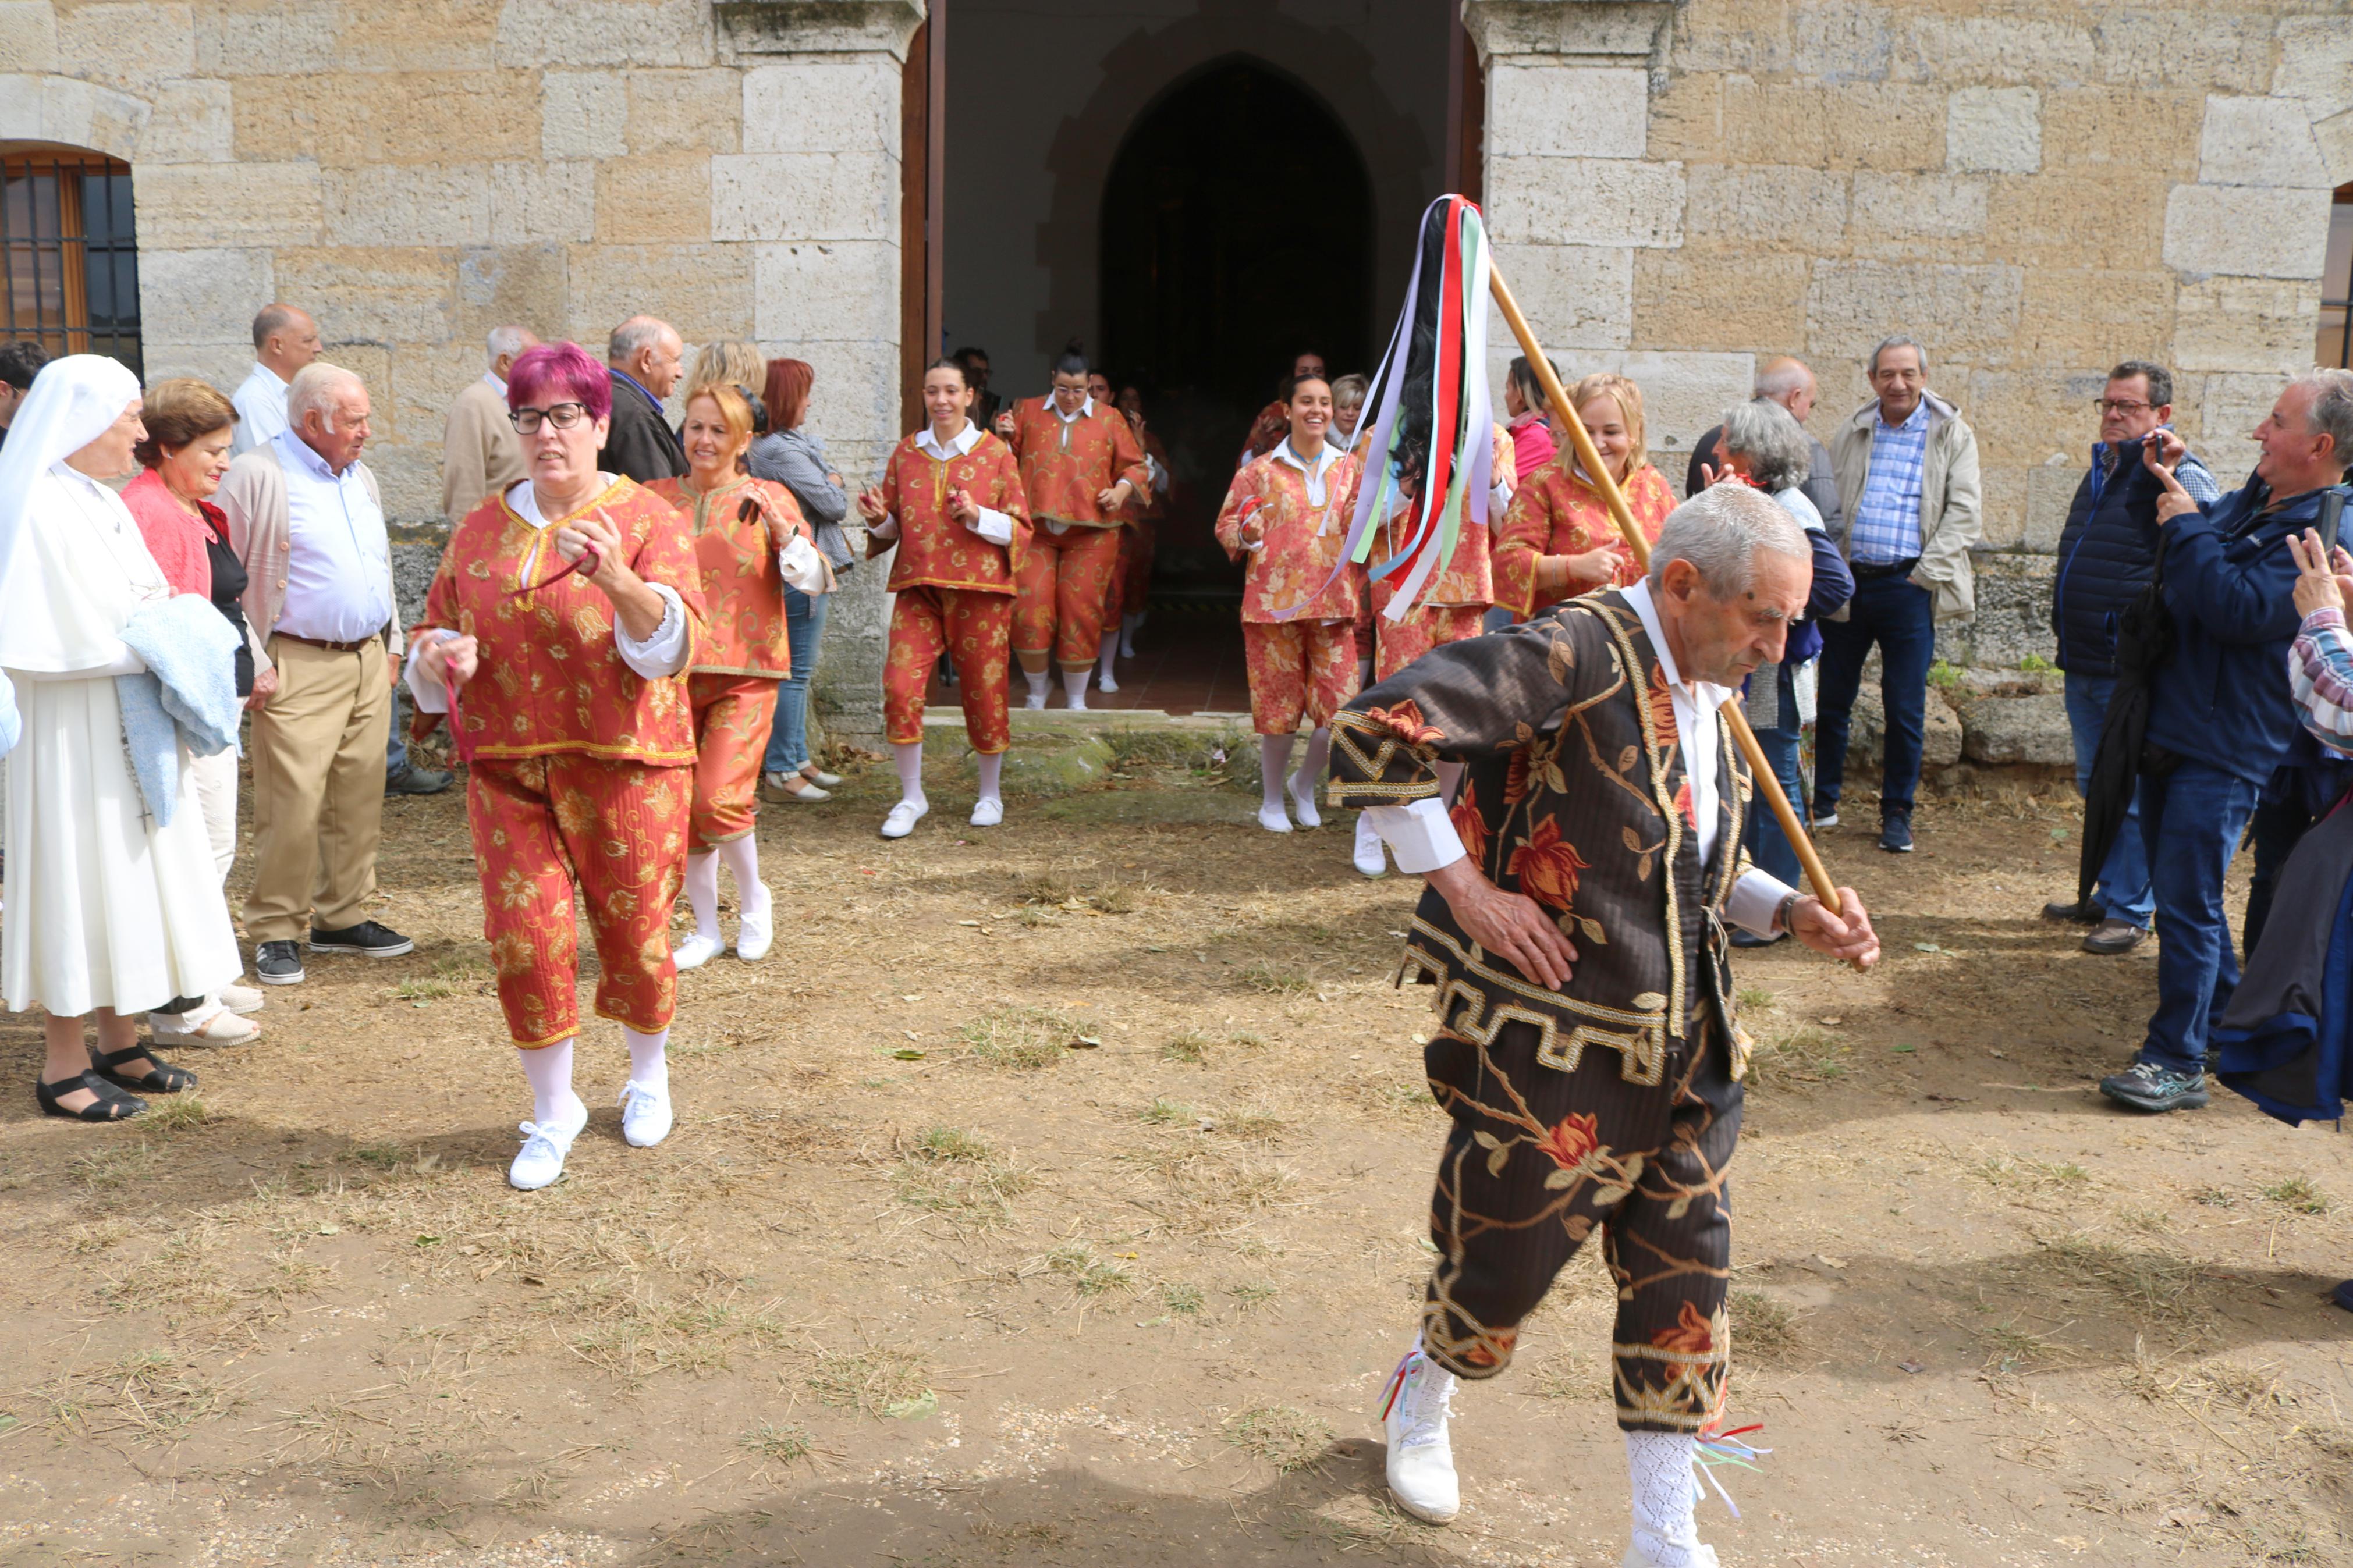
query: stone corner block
2195 95 2331 189
2162 184 2331 280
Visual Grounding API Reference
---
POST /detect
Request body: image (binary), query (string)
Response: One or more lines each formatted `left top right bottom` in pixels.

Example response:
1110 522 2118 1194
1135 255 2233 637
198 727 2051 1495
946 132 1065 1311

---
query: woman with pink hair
404 342 709 1192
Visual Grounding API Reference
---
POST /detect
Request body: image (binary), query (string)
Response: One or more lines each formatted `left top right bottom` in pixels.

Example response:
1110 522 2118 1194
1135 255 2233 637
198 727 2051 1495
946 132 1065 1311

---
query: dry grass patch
737 1419 822 1478
807 1346 933 1417
1745 1027 1848 1090
1126 1145 1297 1234
1729 1289 1800 1362
1222 1404 1330 1471
895 1125 1032 1226
956 1005 1093 1070
1238 962 1311 996
37 1350 246 1442
534 1277 794 1381
1976 1151 2093 1192
2259 1177 2329 1215
2032 1235 2213 1337
1046 1243 1132 1297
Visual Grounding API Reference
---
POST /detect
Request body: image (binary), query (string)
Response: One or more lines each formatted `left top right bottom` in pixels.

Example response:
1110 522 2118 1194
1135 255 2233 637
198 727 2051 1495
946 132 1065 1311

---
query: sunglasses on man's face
511 402 590 434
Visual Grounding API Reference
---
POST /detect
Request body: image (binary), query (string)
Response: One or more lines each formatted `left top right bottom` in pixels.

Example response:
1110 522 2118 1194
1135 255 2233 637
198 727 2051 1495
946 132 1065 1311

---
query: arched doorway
1100 58 1375 600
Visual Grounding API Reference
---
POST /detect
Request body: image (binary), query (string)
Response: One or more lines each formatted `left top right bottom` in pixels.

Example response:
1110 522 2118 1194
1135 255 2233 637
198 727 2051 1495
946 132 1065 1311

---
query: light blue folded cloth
0 669 17 760
115 596 240 826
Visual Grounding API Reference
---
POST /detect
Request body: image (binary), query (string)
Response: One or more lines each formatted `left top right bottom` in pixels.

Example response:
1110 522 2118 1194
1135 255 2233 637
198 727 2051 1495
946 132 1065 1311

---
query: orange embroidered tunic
880 428 1030 595
1492 457 1676 618
1374 424 1518 610
416 478 709 765
1215 443 1364 624
644 474 808 678
1003 397 1151 527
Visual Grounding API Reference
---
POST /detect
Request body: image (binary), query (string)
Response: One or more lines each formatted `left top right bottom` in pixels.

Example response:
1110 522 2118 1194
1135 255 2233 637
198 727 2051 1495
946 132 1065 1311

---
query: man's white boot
1379 1339 1460 1524
1353 813 1388 877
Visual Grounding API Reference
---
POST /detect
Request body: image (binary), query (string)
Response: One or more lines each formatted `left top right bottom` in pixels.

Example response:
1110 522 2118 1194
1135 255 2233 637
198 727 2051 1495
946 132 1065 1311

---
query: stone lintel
1463 0 1676 71
715 0 926 62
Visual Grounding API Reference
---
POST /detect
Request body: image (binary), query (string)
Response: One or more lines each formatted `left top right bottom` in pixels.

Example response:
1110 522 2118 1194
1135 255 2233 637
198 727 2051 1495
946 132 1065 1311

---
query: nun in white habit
0 355 241 1120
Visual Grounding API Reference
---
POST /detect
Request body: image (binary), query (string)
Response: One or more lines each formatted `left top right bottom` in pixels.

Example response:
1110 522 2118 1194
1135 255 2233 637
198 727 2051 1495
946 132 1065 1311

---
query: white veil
0 354 143 672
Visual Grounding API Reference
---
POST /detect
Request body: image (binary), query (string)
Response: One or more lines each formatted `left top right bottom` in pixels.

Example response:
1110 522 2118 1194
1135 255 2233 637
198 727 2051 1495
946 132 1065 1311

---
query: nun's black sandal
36 1071 147 1121
88 1043 196 1096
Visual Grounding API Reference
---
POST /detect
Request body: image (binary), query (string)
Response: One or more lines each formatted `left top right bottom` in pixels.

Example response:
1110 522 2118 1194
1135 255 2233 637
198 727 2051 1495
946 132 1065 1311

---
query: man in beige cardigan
442 325 538 524
219 362 411 986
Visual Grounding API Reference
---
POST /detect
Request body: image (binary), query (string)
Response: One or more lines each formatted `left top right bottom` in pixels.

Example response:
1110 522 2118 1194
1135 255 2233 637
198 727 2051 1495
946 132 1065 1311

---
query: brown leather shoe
2083 918 2147 955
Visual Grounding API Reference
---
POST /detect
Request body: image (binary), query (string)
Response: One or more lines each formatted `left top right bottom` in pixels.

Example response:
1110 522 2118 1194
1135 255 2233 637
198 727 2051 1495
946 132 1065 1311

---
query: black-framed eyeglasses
511 402 589 433
2093 398 2153 415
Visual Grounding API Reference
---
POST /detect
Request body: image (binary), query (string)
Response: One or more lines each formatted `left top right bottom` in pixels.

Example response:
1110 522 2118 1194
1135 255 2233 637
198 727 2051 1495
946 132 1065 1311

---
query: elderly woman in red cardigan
404 342 708 1192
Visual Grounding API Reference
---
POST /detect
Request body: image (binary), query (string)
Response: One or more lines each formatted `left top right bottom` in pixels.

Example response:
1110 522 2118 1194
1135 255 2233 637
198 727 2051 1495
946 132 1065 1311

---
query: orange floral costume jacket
1491 457 1676 618
879 429 1031 595
1215 445 1364 624
644 474 809 677
417 478 708 765
1003 397 1151 528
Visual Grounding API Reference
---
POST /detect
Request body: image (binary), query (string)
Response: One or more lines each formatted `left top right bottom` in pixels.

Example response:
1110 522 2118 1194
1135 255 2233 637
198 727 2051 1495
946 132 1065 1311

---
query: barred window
2 144 140 376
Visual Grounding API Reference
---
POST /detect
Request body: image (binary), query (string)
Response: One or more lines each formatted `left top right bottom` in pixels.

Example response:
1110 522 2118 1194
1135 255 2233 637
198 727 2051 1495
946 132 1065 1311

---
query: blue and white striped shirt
1847 400 1931 565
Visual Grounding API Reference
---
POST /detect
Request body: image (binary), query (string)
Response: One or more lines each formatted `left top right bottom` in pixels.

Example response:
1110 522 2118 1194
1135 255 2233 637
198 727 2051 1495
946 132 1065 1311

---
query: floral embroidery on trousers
1241 618 1360 737
1368 584 1488 684
1419 1016 1740 1433
467 755 689 1048
1013 524 1124 669
885 585 1013 753
687 672 779 848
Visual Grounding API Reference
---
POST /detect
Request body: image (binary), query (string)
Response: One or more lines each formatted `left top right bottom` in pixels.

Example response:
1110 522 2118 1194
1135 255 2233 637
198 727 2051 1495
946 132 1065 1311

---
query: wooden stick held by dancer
1486 261 1850 923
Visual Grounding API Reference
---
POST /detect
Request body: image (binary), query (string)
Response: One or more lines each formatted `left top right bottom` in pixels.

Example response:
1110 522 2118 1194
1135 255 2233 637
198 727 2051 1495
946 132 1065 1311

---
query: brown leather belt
275 632 381 654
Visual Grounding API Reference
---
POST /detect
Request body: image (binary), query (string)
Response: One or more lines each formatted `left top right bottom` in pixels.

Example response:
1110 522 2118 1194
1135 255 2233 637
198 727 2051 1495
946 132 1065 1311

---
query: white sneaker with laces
970 796 1005 828
735 904 773 962
219 984 265 1016
1379 1341 1460 1524
618 1079 673 1148
509 1097 589 1190
881 799 929 839
1287 770 1322 828
671 931 723 971
1354 814 1389 878
1257 803 1293 834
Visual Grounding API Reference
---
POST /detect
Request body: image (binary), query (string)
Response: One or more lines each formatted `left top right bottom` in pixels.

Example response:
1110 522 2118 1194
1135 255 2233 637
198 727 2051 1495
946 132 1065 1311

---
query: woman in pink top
120 378 266 1045
1503 354 1557 485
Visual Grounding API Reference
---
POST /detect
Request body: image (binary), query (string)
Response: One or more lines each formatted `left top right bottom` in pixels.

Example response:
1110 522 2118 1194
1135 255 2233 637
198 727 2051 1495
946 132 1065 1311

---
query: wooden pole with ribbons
1487 262 1850 920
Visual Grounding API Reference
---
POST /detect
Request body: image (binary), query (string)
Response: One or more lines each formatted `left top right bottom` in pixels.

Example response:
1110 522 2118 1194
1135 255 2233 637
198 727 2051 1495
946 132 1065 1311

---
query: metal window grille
2 149 141 376
2324 183 2352 372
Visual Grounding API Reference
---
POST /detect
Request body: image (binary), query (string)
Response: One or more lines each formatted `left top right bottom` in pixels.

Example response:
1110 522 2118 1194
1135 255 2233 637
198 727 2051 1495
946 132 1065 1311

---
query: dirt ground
2 740 2350 1567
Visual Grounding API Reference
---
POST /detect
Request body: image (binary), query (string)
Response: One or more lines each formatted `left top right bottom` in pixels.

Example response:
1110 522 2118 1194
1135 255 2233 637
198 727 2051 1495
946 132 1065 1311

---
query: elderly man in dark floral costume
1331 483 1880 1566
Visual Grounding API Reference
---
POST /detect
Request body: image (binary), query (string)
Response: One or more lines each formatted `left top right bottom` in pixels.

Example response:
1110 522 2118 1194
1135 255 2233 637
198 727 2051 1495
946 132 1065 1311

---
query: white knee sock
519 1038 584 1128
1062 667 1090 710
1023 669 1050 706
1435 759 1465 806
624 1025 669 1094
1259 734 1294 815
1626 1431 1704 1566
1120 611 1144 656
892 741 927 808
715 835 769 922
975 751 1004 806
1096 637 1118 682
682 849 721 942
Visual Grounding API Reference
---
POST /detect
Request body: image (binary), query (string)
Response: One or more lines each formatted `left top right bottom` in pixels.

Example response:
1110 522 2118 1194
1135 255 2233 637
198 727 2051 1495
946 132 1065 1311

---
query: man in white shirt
229 304 321 458
218 362 411 986
1326 485 1878 1564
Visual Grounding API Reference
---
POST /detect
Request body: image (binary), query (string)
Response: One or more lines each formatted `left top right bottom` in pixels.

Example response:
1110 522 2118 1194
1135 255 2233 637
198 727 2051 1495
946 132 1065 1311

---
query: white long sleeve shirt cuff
404 629 458 713
971 507 1014 547
616 583 690 678
778 535 828 593
1724 867 1797 938
1490 480 1514 515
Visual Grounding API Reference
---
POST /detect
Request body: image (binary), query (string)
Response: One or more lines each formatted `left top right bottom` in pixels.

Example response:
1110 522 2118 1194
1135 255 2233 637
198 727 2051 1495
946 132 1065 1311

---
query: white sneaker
970 796 1005 828
1120 633 1137 658
618 1079 673 1148
1287 770 1322 828
509 1097 588 1190
219 984 265 1016
151 1009 261 1047
881 799 929 839
672 931 723 971
1623 1544 1718 1568
1099 670 1119 693
735 902 773 962
1257 803 1293 834
1354 815 1389 878
1380 1342 1460 1524
1024 688 1048 711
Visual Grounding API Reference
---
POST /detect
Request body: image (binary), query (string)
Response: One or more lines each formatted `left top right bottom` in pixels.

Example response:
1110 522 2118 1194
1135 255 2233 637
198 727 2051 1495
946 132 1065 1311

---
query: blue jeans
2135 760 2259 1073
2063 671 2153 926
763 586 829 775
1813 574 1936 816
1742 666 1808 887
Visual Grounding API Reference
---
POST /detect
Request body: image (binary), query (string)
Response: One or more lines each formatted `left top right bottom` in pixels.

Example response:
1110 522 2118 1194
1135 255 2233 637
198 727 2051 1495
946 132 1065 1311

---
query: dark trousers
1814 573 1937 816
2244 795 2316 963
2136 761 2259 1073
1742 667 1807 886
1420 1016 1740 1433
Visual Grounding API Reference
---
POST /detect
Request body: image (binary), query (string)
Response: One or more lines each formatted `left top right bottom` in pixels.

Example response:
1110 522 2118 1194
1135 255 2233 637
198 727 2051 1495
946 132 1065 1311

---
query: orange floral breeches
467 755 689 1048
1014 524 1123 669
885 584 1013 753
688 672 779 849
1369 578 1489 683
1241 618 1360 737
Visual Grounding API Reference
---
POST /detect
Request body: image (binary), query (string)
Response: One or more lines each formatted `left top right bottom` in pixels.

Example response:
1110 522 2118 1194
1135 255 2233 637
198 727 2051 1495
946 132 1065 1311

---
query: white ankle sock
1023 669 1050 705
975 751 1004 805
519 1039 583 1128
624 1025 669 1094
682 849 721 943
715 836 769 923
1626 1431 1704 1566
1435 759 1465 806
1062 668 1090 709
892 741 927 808
1259 734 1294 815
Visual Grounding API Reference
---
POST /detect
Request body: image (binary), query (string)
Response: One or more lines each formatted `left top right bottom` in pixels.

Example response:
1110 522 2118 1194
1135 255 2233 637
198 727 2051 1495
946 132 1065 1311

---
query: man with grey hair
220 361 413 986
2099 368 2353 1116
1818 333 1981 854
1685 355 1840 531
603 315 687 482
442 325 540 525
1326 482 1878 1557
230 303 321 458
